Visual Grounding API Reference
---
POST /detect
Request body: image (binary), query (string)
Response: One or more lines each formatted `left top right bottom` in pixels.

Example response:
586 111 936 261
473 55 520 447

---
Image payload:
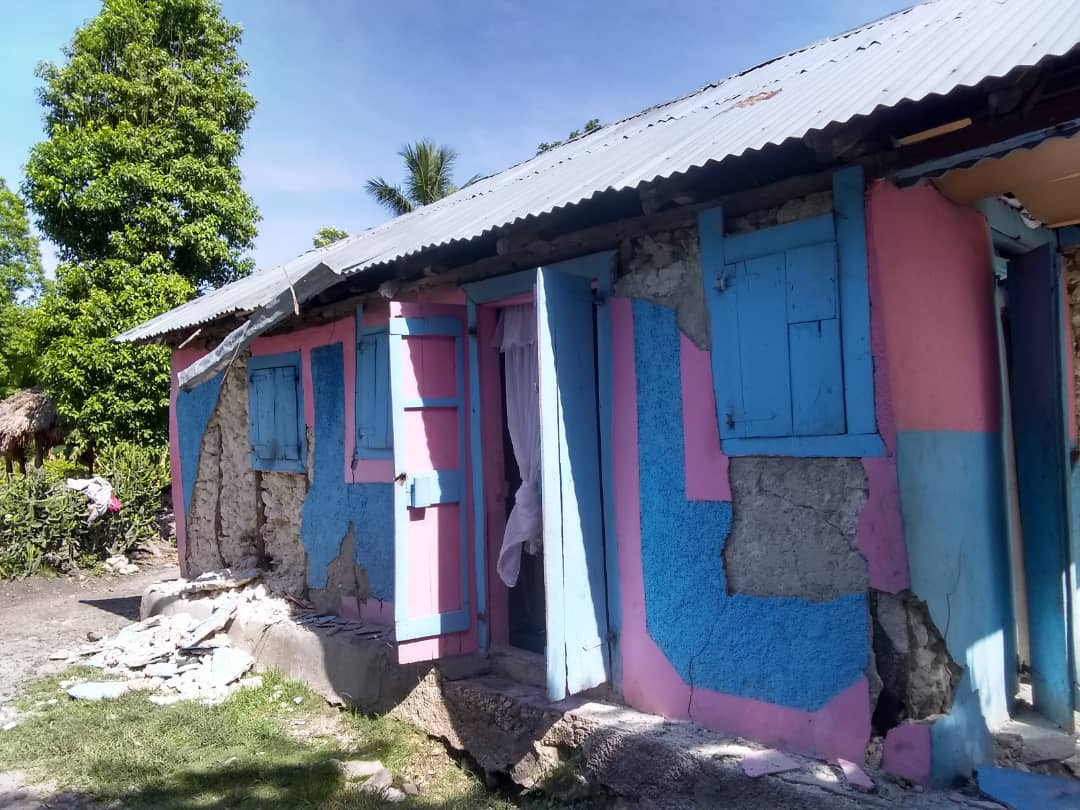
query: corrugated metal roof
119 0 1080 343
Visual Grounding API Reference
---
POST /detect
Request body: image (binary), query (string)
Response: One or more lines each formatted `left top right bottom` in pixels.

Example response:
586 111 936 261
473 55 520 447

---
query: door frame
464 252 622 694
986 200 1076 729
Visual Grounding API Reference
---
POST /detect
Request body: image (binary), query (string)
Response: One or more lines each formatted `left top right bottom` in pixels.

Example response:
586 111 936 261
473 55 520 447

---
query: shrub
0 441 170 577
0 468 108 577
96 441 170 551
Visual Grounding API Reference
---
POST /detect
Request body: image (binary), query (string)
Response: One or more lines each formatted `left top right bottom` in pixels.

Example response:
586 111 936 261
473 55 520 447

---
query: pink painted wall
867 181 1000 434
680 335 730 501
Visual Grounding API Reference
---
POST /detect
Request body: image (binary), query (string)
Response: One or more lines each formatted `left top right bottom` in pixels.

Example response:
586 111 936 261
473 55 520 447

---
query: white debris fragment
65 568 382 710
186 597 239 645
210 647 254 687
145 662 179 679
68 681 129 701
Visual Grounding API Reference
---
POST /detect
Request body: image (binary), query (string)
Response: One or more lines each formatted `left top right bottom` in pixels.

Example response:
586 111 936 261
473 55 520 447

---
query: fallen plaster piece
949 792 1006 810
361 768 394 793
68 681 129 701
837 758 875 791
977 766 1080 810
334 759 385 781
186 596 239 645
711 742 758 759
210 647 254 687
145 662 179 679
739 749 802 778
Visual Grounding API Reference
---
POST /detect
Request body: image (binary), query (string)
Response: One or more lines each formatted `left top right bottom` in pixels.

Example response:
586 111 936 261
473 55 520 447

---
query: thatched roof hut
0 389 65 472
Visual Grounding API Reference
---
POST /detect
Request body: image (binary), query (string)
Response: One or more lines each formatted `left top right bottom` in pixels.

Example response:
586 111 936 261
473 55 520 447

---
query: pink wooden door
389 302 476 662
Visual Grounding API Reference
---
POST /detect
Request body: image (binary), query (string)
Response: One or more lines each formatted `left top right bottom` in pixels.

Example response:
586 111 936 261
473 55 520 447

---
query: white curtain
495 304 542 587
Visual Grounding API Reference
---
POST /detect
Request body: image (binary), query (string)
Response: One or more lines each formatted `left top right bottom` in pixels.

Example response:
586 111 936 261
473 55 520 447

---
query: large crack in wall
308 526 373 614
869 590 962 734
185 355 309 590
260 470 309 596
724 457 869 601
187 360 260 573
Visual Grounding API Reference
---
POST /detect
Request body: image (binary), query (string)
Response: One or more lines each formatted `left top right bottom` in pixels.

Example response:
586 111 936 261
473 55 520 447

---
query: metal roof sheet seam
117 0 1080 344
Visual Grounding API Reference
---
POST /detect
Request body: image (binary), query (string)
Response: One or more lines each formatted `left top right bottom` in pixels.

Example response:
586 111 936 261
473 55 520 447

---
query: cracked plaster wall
630 299 868 712
186 359 262 573
725 457 869 602
615 228 710 349
612 191 969 762
260 470 310 596
182 354 310 589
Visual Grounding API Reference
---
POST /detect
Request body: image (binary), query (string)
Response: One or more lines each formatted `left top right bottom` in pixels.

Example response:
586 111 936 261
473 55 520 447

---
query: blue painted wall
633 301 868 711
302 343 395 600
895 429 1010 781
175 372 224 517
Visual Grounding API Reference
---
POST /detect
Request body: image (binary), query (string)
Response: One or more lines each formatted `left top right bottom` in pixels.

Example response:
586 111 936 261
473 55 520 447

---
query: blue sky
1 0 912 274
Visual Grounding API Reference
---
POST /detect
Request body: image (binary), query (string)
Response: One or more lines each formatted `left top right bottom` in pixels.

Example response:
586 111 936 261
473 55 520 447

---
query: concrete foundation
140 583 1005 809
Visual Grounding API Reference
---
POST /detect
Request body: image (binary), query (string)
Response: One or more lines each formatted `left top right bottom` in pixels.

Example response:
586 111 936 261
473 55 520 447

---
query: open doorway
467 257 615 701
497 305 547 655
995 239 1076 735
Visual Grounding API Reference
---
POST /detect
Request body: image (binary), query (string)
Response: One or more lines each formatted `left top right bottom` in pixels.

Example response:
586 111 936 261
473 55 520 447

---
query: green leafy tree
0 179 43 305
537 118 601 154
23 0 260 451
365 140 474 216
313 226 349 248
0 179 45 396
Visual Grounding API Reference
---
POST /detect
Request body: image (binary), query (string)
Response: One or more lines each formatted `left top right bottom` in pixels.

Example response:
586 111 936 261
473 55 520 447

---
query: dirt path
0 562 178 715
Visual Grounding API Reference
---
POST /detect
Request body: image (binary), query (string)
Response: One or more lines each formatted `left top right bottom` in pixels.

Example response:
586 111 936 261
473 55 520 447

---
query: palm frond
400 140 458 206
364 177 413 216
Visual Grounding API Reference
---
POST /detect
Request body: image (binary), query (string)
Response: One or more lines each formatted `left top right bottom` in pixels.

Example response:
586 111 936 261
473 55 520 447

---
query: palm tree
365 140 470 216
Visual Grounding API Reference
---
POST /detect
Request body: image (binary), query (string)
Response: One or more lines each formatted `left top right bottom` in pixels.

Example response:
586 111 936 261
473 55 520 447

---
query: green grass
0 669 524 809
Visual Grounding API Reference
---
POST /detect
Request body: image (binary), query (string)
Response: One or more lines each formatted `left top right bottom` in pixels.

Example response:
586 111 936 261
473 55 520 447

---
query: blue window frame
247 352 306 472
356 312 393 460
698 165 883 457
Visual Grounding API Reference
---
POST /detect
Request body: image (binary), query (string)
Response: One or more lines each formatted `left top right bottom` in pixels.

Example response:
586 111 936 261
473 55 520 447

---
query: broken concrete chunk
144 662 179 679
362 768 394 792
68 681 129 701
186 596 239 645
836 758 874 791
337 760 385 781
210 647 254 687
739 749 802 778
185 568 261 593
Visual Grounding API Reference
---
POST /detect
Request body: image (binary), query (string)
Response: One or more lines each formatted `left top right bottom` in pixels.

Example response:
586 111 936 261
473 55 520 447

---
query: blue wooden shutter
703 213 845 441
273 365 301 461
357 331 392 458
247 352 305 472
249 368 275 461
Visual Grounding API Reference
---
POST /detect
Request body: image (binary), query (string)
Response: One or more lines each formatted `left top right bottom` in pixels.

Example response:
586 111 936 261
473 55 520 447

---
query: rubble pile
61 601 260 705
59 568 387 706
